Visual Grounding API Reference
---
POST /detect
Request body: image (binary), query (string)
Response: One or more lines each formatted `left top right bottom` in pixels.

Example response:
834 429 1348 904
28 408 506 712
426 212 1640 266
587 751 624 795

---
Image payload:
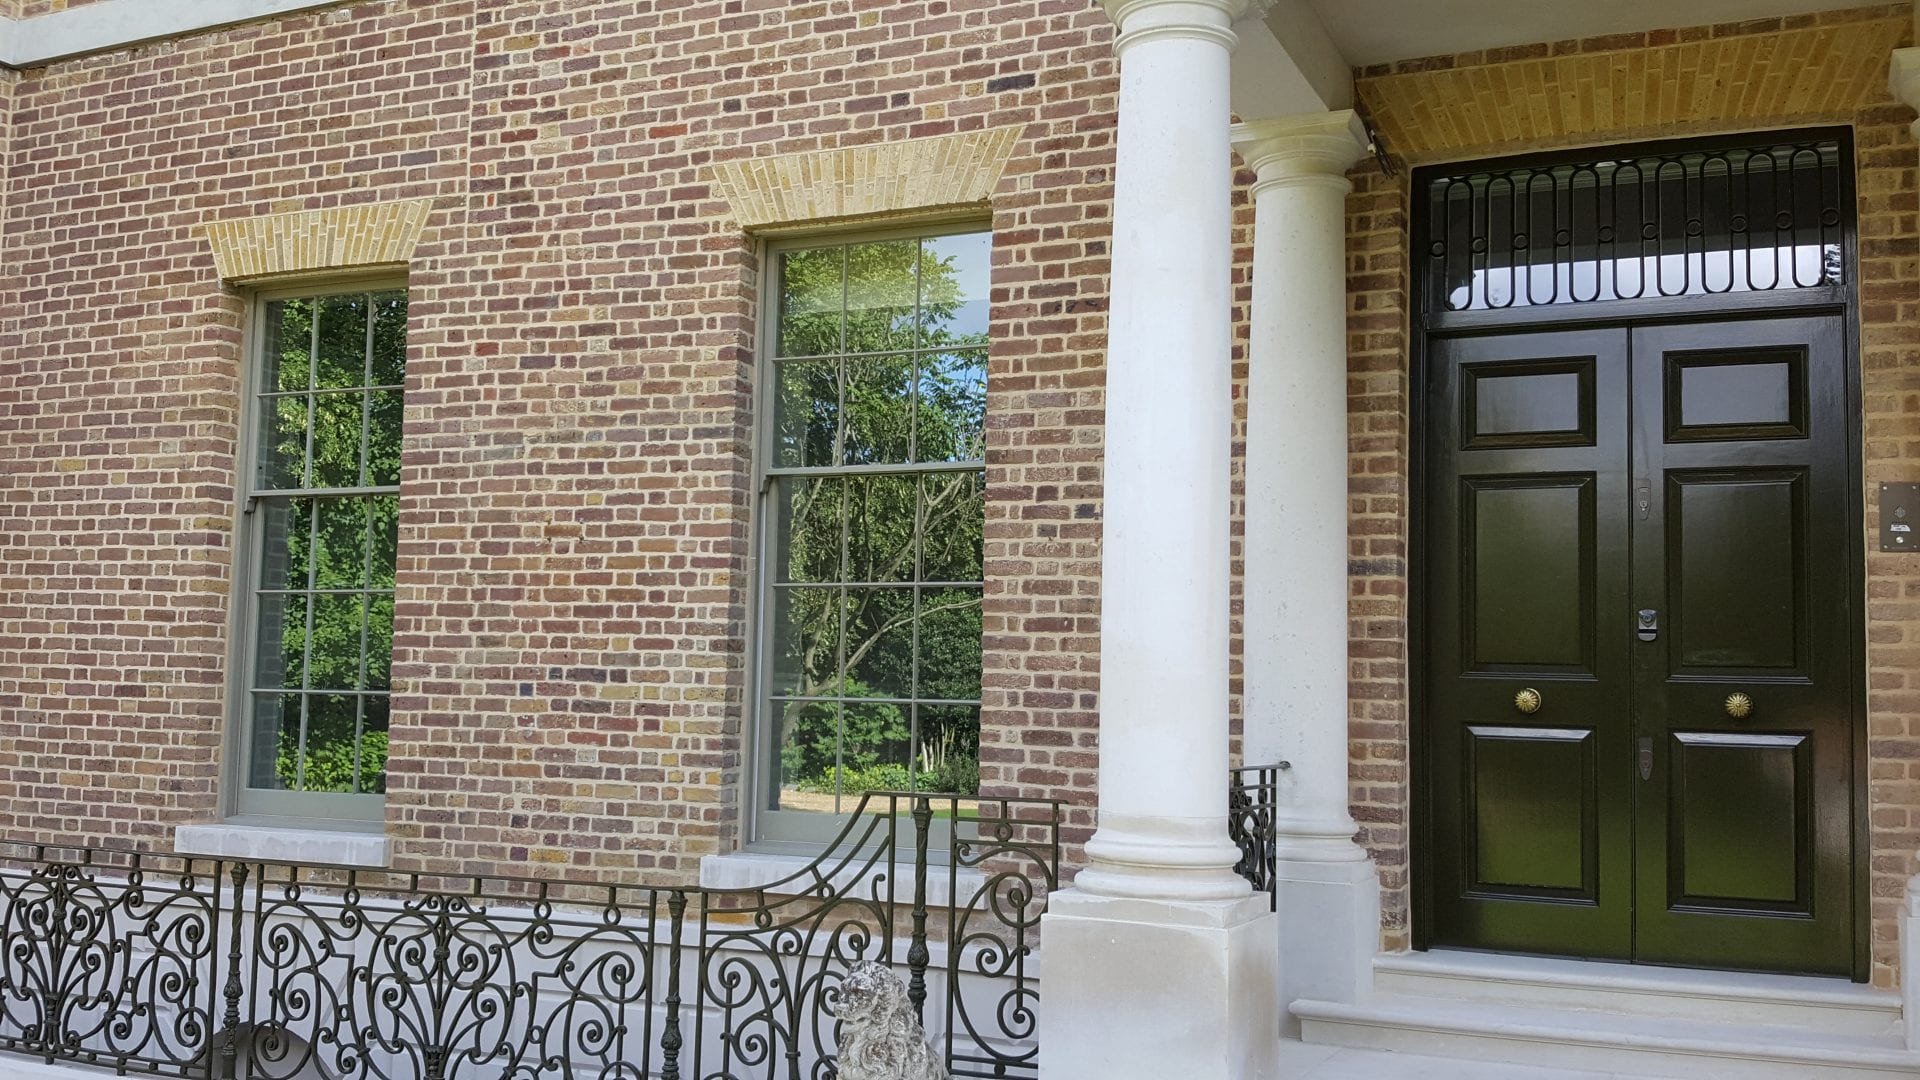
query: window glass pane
249 692 301 789
919 233 990 347
840 697 913 794
366 388 404 487
314 293 370 389
845 475 916 584
312 497 368 590
843 355 914 465
774 477 843 584
919 473 984 583
364 596 395 692
257 499 310 591
774 358 838 468
310 391 366 489
844 240 918 354
777 247 844 358
292 693 361 792
844 586 914 700
918 587 983 700
367 495 400 590
253 592 307 691
358 697 391 794
915 704 980 795
916 350 987 463
760 230 987 840
246 286 406 812
773 700 840 812
769 586 841 697
370 291 407 386
263 299 313 393
260 396 309 491
306 593 367 690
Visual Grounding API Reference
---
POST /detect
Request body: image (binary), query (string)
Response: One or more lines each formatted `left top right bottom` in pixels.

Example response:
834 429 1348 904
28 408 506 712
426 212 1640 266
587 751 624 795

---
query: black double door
1423 315 1859 975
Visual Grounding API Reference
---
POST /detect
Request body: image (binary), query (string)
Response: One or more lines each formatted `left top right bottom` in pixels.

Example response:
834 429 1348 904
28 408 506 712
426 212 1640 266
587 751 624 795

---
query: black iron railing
3 773 1278 1080
0 793 1061 1080
1228 764 1280 910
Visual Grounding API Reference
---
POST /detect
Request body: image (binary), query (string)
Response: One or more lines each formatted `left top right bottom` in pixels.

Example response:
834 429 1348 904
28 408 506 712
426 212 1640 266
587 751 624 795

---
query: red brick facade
0 0 1129 878
2 0 1919 988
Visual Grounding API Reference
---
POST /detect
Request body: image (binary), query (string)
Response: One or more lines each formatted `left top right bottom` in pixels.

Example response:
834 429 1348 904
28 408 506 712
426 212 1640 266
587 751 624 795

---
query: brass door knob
1514 688 1543 714
1725 692 1754 720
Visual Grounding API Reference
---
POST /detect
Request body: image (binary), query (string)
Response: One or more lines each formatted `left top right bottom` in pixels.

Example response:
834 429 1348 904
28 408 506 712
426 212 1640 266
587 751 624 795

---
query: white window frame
747 221 992 852
225 274 408 825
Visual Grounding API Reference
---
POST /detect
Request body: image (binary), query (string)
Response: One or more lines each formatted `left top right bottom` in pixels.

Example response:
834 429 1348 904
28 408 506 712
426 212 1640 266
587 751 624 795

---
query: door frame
1406 126 1870 980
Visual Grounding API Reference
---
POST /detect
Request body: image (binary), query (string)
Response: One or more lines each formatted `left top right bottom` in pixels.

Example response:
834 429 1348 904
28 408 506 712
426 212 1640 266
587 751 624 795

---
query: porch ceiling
1309 0 1883 67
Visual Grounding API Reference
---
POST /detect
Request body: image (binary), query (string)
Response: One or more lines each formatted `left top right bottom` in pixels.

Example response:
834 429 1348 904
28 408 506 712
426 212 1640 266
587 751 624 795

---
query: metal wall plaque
1880 482 1920 551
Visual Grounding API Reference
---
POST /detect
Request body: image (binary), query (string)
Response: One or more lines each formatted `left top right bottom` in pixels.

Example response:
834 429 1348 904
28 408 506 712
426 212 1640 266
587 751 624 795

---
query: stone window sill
172 822 391 868
698 851 985 903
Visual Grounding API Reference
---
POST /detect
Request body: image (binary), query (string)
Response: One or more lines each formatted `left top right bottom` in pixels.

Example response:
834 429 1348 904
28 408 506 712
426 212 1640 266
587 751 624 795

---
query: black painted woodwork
1420 317 1857 975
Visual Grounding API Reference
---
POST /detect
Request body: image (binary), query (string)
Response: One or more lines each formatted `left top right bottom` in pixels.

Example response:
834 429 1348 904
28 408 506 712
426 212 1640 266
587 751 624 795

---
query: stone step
1373 950 1902 1038
1294 992 1920 1079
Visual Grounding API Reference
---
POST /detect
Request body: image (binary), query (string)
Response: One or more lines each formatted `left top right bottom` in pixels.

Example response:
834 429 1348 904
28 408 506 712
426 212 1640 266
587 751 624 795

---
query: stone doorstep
1373 949 1902 1036
1297 950 1915 1079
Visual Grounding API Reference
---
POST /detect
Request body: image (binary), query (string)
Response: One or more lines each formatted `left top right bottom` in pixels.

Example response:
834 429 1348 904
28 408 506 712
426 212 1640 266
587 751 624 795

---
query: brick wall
1343 161 1413 950
1349 4 1920 985
0 0 1128 879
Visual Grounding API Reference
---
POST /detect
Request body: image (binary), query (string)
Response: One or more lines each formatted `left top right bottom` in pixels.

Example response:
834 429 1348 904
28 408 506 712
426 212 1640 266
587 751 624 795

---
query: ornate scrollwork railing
0 792 1063 1080
1228 764 1280 910
0 846 224 1076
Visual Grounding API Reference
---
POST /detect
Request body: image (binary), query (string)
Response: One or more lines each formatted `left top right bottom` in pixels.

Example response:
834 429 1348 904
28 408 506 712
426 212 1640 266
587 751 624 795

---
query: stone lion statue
834 961 947 1080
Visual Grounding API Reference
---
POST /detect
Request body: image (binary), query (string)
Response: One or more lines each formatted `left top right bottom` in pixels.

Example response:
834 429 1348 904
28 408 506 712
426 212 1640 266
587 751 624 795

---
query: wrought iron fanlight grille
1424 138 1845 314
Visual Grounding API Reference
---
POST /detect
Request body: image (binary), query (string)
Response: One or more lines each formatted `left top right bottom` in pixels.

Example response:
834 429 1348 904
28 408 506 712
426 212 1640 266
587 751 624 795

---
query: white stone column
1891 47 1920 139
1231 110 1379 1027
1905 874 1920 1050
1040 3 1279 1079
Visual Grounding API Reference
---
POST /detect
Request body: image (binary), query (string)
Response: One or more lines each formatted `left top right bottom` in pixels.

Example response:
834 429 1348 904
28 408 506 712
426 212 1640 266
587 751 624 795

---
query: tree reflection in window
764 232 989 821
249 289 405 798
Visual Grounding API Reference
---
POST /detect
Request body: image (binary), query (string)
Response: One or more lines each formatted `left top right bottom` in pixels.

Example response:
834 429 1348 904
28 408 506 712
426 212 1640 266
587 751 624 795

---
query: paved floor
1282 1039 1672 1079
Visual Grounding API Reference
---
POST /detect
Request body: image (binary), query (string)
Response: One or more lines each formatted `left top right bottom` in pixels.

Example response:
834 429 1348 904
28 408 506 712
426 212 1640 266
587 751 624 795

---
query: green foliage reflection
767 235 989 805
252 290 406 796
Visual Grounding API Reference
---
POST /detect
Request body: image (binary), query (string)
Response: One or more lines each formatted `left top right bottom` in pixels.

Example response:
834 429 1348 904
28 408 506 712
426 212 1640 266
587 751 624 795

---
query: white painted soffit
1233 0 1354 120
0 0 345 70
1313 0 1881 68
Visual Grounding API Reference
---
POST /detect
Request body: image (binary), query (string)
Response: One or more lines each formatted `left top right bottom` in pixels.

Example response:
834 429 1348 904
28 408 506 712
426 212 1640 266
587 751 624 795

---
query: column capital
1100 0 1255 51
1891 47 1920 138
1231 109 1371 190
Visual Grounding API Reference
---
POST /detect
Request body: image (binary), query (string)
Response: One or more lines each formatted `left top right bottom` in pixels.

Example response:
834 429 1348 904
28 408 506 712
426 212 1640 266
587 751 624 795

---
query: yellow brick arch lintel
710 127 1023 232
1358 15 1908 166
200 198 438 284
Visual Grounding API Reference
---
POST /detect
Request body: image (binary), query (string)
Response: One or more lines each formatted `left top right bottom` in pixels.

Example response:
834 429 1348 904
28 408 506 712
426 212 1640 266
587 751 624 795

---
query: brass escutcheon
1725 692 1755 720
1514 688 1542 714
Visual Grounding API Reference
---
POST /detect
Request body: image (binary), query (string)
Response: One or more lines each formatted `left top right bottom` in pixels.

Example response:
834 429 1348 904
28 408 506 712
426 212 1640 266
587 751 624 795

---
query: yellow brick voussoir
199 198 439 284
1360 15 1907 165
710 127 1022 231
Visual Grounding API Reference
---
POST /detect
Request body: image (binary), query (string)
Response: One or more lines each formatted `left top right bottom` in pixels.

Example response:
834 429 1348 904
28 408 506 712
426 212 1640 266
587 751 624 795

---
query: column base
1040 889 1279 1080
1275 855 1380 1035
1903 874 1920 1050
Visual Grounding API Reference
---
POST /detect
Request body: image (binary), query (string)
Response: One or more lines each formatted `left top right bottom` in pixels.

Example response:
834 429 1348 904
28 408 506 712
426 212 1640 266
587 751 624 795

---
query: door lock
1636 609 1659 642
1638 737 1653 781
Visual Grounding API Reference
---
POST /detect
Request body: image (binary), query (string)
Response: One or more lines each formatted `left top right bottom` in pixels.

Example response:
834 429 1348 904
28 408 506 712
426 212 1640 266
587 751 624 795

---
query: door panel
1426 329 1633 959
1423 315 1857 975
1466 725 1597 900
1464 476 1595 669
1667 470 1807 672
1668 731 1812 911
1630 318 1854 975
